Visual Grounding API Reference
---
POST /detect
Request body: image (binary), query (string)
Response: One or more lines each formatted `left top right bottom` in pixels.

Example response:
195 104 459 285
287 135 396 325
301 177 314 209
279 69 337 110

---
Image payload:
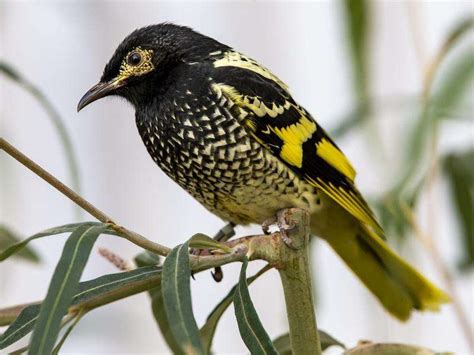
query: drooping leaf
234 257 277 355
0 265 161 349
379 22 474 240
0 222 118 262
342 0 370 103
344 342 451 354
134 250 161 267
0 225 39 263
443 149 474 270
134 252 180 353
0 304 41 349
28 224 104 354
272 330 344 354
189 233 232 254
161 242 204 354
0 61 82 209
200 265 271 353
51 310 85 355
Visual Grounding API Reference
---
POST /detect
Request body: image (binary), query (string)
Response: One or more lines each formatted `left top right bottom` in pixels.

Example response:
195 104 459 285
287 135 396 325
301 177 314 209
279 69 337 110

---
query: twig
0 137 170 257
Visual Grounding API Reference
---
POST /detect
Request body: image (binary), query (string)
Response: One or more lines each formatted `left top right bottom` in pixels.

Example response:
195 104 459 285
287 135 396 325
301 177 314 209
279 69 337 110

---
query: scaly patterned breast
135 83 321 224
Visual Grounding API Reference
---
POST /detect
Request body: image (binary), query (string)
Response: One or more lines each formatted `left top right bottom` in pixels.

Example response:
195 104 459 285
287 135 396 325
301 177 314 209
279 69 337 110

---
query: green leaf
51 310 85 355
161 242 204 354
443 149 474 270
189 233 232 253
0 225 40 263
344 342 451 354
0 304 41 349
134 250 161 267
342 0 370 102
381 22 474 240
234 257 277 355
200 265 271 353
0 61 82 215
320 330 345 350
0 265 162 349
134 252 180 353
273 331 344 353
28 224 104 355
0 222 117 262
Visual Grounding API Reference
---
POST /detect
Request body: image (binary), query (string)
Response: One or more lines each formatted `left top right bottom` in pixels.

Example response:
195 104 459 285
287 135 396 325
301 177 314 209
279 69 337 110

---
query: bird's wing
210 55 383 236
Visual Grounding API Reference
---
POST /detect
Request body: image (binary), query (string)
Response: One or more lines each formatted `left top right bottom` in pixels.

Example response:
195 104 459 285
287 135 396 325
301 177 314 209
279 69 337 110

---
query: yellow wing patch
213 51 289 91
270 116 317 168
316 138 356 182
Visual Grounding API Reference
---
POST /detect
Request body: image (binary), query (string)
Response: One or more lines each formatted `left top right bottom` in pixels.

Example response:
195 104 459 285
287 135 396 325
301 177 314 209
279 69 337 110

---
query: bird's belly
140 116 323 225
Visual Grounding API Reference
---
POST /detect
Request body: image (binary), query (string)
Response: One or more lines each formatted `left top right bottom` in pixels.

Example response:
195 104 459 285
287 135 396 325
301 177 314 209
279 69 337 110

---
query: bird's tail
321 223 450 321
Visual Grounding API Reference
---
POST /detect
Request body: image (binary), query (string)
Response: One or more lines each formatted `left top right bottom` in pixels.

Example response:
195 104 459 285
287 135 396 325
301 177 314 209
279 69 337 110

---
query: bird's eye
127 52 142 66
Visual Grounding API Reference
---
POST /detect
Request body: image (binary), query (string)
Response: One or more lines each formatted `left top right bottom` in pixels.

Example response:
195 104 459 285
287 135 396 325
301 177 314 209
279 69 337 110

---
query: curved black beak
77 79 122 112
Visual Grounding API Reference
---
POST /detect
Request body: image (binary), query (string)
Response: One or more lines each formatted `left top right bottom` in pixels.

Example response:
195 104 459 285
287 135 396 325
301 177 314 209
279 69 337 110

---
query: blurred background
1 1 473 354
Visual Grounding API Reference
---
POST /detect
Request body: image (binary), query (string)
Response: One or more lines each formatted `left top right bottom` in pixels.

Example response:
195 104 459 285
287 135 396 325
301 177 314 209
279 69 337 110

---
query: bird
77 23 449 321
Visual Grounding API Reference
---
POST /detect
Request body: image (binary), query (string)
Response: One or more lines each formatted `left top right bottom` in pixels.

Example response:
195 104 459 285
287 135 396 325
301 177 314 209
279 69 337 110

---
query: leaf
52 310 85 355
380 22 474 240
0 222 117 262
0 225 39 263
134 250 161 267
342 0 370 102
189 233 232 253
344 342 451 354
200 265 271 353
161 242 204 354
443 149 474 270
0 304 41 349
28 224 104 355
272 329 344 353
134 252 180 353
234 257 277 355
0 265 162 349
0 61 82 214
319 330 346 350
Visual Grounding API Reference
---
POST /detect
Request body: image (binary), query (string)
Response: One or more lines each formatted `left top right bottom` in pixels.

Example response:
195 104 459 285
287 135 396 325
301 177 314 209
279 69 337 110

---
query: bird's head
77 23 226 110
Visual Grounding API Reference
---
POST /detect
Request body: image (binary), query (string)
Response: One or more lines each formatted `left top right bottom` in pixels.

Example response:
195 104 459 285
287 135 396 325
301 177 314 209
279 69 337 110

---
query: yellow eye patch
118 47 155 80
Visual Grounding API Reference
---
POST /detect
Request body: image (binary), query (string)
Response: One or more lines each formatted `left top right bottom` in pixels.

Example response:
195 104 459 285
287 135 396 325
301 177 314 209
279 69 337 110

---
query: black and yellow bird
78 23 449 321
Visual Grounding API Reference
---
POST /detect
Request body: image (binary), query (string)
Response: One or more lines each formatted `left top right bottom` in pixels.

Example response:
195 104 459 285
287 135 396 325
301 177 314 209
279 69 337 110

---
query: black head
77 23 227 110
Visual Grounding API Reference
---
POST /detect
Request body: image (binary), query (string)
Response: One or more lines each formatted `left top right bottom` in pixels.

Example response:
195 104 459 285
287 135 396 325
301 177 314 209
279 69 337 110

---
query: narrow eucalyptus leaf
162 242 204 354
344 342 448 354
134 250 161 267
234 258 277 355
189 233 232 253
0 60 82 205
200 265 271 353
319 330 346 350
133 252 179 353
272 333 292 355
0 222 105 262
444 149 474 270
0 304 41 349
0 266 162 349
342 0 370 101
28 224 105 355
272 330 345 354
0 225 39 263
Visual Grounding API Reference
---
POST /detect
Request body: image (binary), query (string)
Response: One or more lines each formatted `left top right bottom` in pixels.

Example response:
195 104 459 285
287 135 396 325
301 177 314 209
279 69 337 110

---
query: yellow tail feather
320 223 450 321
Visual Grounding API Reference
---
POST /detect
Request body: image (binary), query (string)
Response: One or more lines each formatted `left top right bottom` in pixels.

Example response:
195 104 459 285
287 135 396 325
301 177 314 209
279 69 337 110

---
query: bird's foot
261 210 298 249
261 216 277 235
190 222 236 282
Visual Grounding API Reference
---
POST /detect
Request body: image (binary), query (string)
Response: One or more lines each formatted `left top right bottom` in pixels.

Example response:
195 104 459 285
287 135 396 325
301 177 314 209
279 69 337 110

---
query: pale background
1 1 473 354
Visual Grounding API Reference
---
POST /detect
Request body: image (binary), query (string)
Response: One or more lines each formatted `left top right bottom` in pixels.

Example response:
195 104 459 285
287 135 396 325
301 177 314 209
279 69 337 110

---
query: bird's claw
261 216 277 234
277 210 298 249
